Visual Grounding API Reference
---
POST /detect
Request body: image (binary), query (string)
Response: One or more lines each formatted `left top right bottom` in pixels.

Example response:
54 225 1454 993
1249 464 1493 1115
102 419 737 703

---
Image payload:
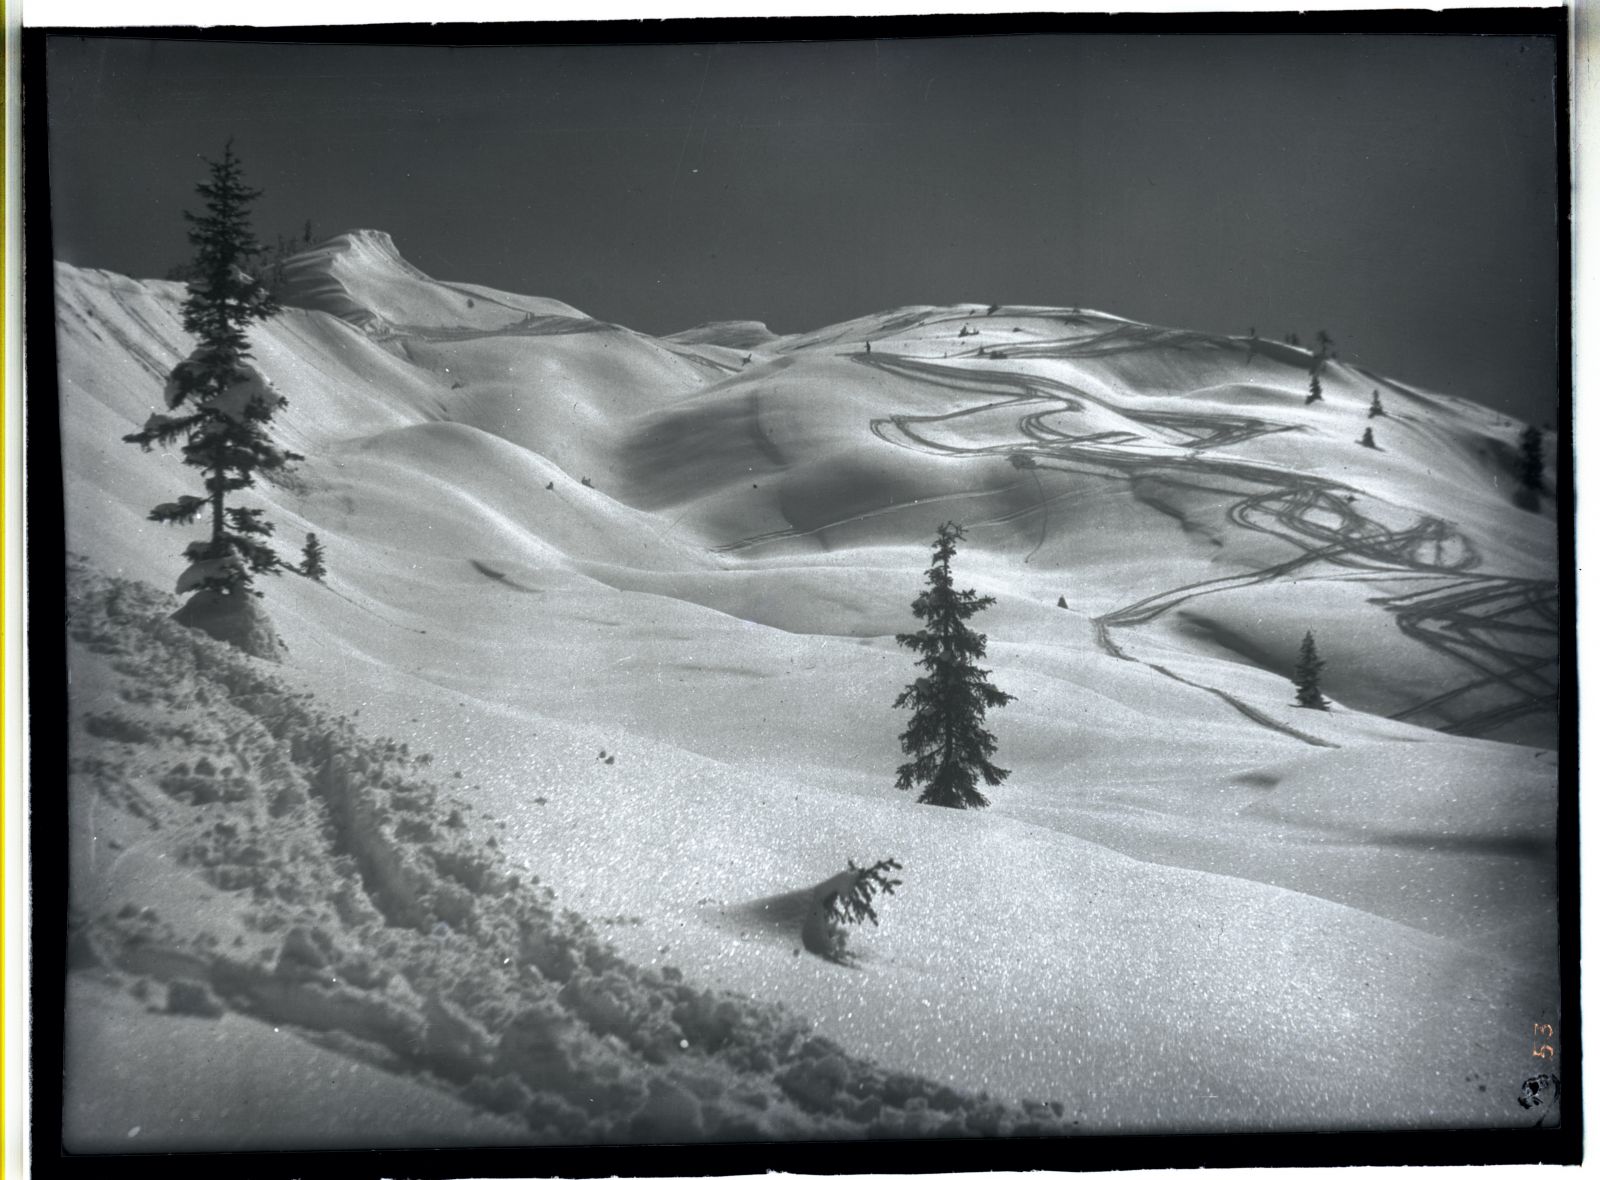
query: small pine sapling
823 858 904 928
1292 631 1328 710
1359 427 1377 449
299 532 327 581
1369 390 1385 418
805 857 904 962
1306 333 1334 404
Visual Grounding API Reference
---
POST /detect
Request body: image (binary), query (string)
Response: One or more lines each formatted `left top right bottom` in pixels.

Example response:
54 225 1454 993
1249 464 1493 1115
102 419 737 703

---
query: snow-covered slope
64 562 1068 1149
51 235 1563 1147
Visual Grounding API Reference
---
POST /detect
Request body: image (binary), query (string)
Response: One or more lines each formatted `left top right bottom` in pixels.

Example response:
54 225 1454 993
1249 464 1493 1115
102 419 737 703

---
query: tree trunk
211 465 226 546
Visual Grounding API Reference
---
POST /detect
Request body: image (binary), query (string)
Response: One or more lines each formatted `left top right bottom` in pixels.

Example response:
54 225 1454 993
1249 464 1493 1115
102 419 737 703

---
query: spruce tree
892 523 1015 809
300 532 327 581
1369 390 1385 418
1292 631 1328 710
1307 332 1334 404
1517 425 1545 499
123 143 302 641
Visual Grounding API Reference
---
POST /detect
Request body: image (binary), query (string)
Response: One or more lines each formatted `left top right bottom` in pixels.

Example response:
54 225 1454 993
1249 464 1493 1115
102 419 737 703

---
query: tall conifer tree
124 142 302 609
892 523 1015 809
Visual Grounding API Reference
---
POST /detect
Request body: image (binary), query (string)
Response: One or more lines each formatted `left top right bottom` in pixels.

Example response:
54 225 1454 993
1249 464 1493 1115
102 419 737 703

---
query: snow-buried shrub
63 554 1070 1144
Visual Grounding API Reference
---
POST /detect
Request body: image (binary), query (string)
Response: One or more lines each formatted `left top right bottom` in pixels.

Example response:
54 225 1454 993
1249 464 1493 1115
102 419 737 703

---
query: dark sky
43 31 1562 421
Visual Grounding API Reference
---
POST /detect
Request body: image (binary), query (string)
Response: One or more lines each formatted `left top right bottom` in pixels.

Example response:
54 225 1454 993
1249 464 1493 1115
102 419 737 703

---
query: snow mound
1239 741 1556 846
395 325 717 487
319 420 707 570
169 588 284 660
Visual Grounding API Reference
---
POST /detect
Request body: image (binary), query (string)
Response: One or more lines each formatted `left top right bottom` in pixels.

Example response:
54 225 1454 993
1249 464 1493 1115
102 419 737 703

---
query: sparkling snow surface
54 236 1561 1135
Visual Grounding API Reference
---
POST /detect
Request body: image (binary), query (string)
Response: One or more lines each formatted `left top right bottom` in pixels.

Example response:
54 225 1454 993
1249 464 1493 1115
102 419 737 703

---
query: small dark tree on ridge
300 532 327 582
1293 631 1328 710
1369 390 1386 418
1305 332 1334 404
893 523 1015 809
1517 425 1546 505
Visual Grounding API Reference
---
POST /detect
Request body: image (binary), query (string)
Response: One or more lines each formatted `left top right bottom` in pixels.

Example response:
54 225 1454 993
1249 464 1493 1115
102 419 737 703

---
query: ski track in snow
711 338 1556 745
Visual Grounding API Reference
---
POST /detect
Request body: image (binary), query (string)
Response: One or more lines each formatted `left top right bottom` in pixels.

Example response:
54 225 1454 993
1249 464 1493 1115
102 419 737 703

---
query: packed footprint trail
63 561 1076 1149
839 338 1557 743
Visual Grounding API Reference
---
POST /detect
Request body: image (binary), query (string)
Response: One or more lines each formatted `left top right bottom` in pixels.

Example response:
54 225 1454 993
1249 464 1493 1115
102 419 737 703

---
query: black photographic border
21 9 1579 1176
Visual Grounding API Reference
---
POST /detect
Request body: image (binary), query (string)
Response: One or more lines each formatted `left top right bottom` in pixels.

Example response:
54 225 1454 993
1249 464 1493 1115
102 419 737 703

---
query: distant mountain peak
272 229 586 333
664 320 780 349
